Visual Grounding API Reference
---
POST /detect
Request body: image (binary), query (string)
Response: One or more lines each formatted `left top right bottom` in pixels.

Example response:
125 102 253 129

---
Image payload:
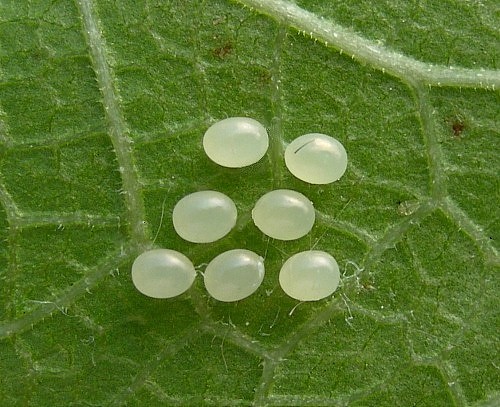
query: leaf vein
236 0 500 89
75 0 148 247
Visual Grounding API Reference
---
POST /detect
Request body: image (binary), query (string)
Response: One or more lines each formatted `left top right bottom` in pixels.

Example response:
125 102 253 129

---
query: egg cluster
131 117 347 302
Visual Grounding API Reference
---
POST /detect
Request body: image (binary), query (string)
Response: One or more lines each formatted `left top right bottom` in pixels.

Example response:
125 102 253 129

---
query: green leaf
0 0 498 405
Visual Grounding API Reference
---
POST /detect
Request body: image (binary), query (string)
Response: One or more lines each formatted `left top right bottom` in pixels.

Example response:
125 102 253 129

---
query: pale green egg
131 249 196 299
252 189 315 240
279 250 340 301
204 249 265 302
203 117 269 168
172 190 237 243
285 133 347 184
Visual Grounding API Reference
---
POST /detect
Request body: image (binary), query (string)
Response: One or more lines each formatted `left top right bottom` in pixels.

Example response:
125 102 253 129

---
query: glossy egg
279 250 340 301
252 189 315 240
131 249 196 298
204 249 265 302
203 117 269 168
172 191 237 243
285 133 347 184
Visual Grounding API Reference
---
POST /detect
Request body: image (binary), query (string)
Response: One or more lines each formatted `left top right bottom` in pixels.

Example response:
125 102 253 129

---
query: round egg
252 189 315 240
279 250 340 301
285 133 347 184
204 249 265 302
172 191 237 243
131 249 196 299
203 117 269 168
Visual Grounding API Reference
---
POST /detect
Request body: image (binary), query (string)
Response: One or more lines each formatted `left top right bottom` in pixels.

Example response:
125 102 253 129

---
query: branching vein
236 0 500 89
0 244 134 339
441 197 499 265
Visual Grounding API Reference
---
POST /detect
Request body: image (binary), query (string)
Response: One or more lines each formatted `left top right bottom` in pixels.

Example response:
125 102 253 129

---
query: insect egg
285 133 347 184
279 250 340 301
204 249 265 302
203 117 269 167
131 249 196 299
252 189 315 240
172 190 237 243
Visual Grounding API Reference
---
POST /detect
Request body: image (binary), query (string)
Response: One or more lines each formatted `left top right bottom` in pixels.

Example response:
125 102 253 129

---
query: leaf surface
0 0 498 405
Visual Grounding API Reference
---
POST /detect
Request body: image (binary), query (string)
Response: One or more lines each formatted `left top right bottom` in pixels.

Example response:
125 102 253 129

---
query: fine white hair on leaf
341 293 354 327
28 300 69 316
343 260 364 277
288 302 303 316
269 308 281 329
151 195 168 245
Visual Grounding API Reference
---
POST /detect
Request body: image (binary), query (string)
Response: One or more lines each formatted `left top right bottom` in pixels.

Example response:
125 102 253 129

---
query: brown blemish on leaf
259 70 272 84
451 120 465 137
446 115 466 138
213 42 233 59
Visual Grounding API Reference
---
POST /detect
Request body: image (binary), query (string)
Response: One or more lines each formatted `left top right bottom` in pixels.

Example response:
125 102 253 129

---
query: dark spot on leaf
446 115 466 139
259 70 272 84
452 120 465 137
213 42 233 59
